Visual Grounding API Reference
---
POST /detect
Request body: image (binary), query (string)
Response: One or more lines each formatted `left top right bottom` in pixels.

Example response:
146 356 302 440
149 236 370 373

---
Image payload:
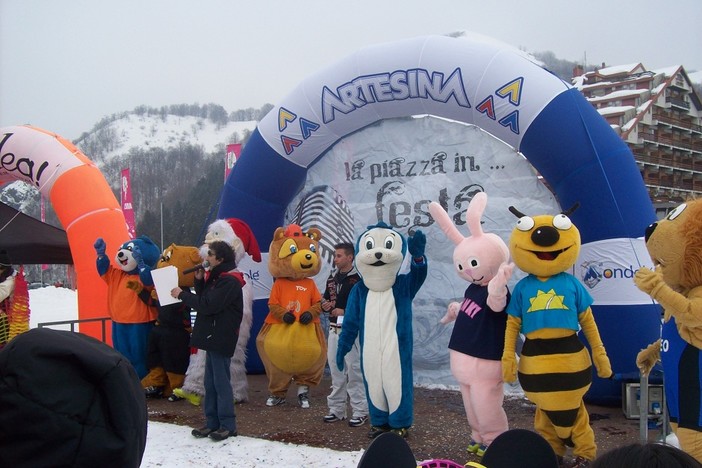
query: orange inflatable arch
0 125 130 341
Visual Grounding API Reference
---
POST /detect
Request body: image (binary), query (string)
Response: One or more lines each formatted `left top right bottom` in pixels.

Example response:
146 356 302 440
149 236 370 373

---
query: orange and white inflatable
0 125 130 340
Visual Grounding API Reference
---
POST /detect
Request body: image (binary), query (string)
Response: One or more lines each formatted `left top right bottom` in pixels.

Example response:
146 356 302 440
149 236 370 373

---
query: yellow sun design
527 289 569 312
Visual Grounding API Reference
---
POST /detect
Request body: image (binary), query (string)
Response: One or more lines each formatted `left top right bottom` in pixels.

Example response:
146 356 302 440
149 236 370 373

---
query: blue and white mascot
337 222 427 439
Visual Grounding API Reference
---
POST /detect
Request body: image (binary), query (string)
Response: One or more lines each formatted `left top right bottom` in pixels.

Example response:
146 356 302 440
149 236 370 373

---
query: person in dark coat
171 240 244 442
0 328 147 468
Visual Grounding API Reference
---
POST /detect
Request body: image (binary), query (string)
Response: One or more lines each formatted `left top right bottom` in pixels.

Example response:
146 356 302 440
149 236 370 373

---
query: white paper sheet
151 265 180 305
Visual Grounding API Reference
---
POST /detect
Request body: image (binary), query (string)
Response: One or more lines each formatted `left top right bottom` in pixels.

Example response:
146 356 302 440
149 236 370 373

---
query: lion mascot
501 205 612 467
634 199 702 463
256 224 326 408
173 218 261 404
94 235 160 379
337 222 427 439
429 193 513 456
136 244 201 399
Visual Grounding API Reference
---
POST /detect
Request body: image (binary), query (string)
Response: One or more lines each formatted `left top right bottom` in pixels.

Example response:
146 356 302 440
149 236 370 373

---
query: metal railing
38 317 112 343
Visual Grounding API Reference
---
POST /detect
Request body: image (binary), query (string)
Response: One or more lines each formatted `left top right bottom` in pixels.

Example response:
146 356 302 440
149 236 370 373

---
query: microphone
183 260 210 274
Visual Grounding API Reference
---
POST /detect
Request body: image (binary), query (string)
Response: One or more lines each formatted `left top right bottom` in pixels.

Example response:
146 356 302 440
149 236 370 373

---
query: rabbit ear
466 192 487 238
428 201 464 246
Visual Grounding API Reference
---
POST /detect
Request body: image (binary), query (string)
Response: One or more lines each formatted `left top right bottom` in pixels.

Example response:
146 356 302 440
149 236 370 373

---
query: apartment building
575 63 702 217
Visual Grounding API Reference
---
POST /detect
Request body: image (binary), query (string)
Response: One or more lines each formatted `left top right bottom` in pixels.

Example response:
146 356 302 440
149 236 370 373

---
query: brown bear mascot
256 224 326 408
634 199 702 463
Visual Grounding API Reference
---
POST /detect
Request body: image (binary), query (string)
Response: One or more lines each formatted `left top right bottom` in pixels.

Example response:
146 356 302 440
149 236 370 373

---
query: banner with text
121 168 136 239
284 115 561 385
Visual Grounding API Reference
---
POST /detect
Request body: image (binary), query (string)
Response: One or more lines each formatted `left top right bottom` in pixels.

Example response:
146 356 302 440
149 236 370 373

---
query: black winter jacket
178 261 244 357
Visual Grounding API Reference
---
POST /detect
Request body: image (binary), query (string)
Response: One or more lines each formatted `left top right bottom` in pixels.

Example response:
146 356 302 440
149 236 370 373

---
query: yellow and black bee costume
501 205 612 464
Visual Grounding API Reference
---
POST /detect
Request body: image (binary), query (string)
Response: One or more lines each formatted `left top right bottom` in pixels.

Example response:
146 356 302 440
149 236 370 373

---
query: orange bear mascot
256 224 326 409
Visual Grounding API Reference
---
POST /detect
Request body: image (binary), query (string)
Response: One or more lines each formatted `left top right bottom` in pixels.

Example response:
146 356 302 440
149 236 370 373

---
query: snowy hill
76 113 258 162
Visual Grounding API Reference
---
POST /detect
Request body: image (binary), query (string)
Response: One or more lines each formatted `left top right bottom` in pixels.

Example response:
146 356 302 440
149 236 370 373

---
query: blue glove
282 312 295 324
299 311 313 325
94 238 106 256
408 229 426 258
336 353 345 372
132 245 146 270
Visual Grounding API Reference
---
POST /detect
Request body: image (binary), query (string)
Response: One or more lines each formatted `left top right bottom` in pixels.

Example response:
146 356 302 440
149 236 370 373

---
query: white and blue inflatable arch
220 35 659 404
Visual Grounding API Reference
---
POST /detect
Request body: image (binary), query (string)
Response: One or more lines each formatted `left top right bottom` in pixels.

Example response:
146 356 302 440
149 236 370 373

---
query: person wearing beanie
0 328 148 467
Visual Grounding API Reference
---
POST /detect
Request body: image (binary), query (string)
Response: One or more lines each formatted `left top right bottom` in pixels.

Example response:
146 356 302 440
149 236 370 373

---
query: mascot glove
501 315 521 383
501 354 518 383
125 280 143 294
440 302 460 324
336 344 350 372
299 311 313 325
408 230 426 258
633 266 664 297
592 345 613 379
282 312 296 324
132 245 146 270
487 262 514 312
636 339 661 377
94 238 106 256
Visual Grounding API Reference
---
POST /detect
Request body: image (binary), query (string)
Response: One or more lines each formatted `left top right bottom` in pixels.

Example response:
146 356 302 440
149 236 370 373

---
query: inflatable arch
220 35 659 404
0 125 130 340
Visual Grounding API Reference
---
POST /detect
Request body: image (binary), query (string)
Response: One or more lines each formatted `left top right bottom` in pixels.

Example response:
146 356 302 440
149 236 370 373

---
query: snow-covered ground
27 286 364 467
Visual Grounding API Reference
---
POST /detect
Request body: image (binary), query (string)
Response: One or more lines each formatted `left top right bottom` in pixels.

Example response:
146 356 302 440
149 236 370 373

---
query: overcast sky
2 0 700 140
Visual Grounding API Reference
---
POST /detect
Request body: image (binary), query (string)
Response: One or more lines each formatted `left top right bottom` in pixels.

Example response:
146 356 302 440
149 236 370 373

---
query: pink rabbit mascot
429 192 513 457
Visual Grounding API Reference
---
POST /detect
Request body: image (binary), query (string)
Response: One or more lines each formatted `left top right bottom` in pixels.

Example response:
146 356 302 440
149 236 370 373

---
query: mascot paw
336 355 345 372
439 302 460 324
125 280 143 294
593 347 613 379
408 230 426 258
501 355 518 383
636 340 661 376
488 262 514 296
94 237 106 256
299 311 313 324
633 266 663 295
282 312 295 324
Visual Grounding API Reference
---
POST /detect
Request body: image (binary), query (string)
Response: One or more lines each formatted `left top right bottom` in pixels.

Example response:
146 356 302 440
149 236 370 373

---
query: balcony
640 132 702 153
654 114 702 134
665 96 691 110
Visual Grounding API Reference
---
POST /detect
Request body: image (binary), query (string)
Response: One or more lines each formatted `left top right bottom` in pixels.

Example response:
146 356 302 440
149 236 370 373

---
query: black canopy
0 202 73 264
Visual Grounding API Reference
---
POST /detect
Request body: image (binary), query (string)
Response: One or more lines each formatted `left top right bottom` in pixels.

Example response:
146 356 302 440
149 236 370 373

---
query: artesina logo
321 68 470 124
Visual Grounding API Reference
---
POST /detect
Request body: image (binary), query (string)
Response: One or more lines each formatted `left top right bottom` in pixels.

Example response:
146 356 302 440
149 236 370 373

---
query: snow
688 70 702 84
87 114 257 161
586 88 648 104
26 286 364 467
597 105 635 116
594 63 643 77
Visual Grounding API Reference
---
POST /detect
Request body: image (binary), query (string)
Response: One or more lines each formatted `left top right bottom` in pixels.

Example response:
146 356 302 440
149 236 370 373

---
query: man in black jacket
321 242 368 427
172 240 244 441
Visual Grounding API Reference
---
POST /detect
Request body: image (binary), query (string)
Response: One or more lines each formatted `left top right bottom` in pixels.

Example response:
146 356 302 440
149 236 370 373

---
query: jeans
204 350 236 432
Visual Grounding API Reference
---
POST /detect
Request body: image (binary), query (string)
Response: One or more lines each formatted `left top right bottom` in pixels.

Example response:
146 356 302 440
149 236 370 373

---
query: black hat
480 429 560 468
0 250 11 266
0 328 148 468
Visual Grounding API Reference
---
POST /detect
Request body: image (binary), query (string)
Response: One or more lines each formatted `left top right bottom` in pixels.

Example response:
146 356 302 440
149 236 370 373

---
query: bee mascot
337 222 427 439
94 235 161 379
256 224 326 408
173 218 261 405
429 192 513 457
634 199 702 463
501 205 612 468
135 244 201 399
